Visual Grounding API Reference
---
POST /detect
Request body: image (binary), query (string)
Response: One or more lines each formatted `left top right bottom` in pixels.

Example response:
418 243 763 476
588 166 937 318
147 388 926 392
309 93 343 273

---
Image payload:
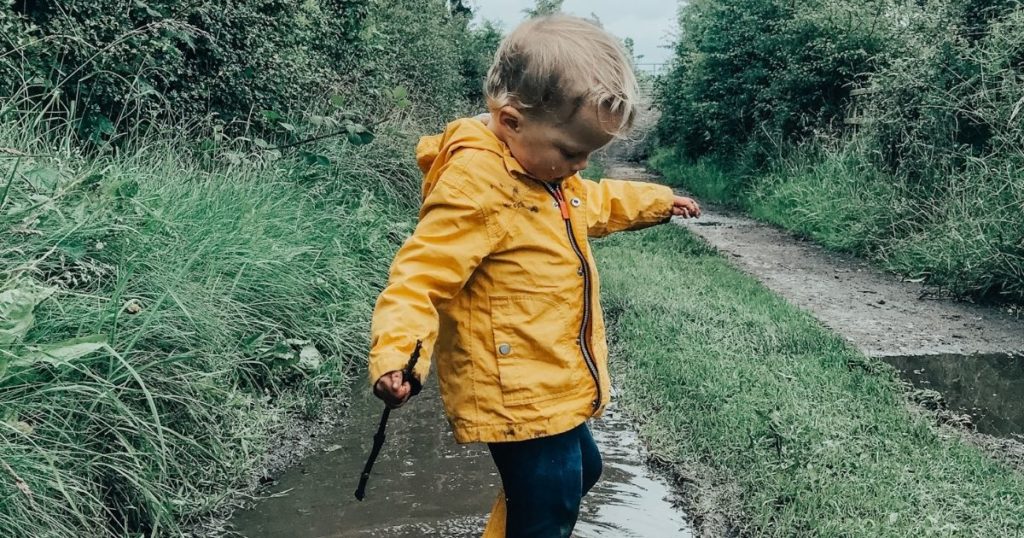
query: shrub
656 0 898 161
2 0 370 137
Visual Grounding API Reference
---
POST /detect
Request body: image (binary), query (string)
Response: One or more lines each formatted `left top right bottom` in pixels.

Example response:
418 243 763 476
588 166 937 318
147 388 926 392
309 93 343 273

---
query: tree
523 0 564 17
449 0 472 17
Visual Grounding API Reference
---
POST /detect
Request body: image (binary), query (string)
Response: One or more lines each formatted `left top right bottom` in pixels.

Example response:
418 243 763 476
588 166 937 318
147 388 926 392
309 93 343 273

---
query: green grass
0 115 419 536
649 146 1024 303
595 224 1024 537
649 148 743 206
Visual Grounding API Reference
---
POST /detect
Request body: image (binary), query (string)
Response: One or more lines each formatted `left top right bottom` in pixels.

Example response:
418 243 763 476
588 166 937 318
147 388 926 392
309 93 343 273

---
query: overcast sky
470 1 679 66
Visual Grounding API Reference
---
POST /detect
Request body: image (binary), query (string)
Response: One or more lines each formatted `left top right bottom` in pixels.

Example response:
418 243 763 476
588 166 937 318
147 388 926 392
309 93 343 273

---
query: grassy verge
649 147 1024 304
0 118 418 536
595 224 1024 536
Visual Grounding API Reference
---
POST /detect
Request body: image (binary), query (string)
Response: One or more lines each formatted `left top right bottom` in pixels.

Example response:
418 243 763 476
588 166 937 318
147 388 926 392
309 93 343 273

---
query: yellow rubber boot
480 489 506 537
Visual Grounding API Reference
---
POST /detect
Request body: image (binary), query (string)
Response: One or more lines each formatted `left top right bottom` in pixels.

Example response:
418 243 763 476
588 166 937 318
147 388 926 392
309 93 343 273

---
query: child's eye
560 148 576 159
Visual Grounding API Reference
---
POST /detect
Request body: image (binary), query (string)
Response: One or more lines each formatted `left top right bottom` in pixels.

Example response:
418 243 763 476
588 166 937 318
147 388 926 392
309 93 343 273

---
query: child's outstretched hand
373 371 413 408
672 195 701 219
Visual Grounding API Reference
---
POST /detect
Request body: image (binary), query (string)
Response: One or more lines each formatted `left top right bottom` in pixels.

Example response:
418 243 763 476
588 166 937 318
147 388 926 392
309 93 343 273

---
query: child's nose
571 158 589 173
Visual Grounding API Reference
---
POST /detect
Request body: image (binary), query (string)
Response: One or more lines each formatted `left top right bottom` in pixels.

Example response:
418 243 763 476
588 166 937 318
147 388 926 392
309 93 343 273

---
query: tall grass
0 108 419 536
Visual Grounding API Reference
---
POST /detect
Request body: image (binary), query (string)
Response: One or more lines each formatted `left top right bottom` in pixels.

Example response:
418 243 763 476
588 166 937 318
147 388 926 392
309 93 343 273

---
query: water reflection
230 379 692 537
884 353 1024 438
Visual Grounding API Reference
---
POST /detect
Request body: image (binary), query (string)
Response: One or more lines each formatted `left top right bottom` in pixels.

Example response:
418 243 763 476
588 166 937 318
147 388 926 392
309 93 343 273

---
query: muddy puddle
229 379 692 537
884 353 1024 438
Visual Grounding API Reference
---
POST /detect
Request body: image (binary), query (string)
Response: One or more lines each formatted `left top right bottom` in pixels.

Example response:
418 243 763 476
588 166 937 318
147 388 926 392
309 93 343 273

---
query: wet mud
229 379 692 537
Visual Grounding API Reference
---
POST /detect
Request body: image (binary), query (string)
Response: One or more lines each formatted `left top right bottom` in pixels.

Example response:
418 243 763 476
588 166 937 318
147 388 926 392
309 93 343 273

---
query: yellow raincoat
367 117 674 535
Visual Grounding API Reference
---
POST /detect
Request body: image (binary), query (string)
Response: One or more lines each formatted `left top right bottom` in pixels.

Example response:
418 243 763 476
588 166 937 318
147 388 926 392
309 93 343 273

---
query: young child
368 14 700 537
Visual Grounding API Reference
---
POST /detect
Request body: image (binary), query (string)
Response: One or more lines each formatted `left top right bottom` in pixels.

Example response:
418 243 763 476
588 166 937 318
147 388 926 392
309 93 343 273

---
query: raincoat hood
415 117 526 201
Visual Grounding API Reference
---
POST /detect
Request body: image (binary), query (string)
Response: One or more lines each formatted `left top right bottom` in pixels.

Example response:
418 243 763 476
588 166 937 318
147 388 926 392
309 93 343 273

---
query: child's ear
498 105 523 133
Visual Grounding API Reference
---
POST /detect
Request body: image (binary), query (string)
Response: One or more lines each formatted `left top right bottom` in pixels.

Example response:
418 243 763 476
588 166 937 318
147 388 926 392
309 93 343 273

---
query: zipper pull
553 186 570 221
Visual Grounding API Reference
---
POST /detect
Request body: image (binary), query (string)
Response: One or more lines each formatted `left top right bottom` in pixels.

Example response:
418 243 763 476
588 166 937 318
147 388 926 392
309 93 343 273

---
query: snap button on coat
498 343 512 355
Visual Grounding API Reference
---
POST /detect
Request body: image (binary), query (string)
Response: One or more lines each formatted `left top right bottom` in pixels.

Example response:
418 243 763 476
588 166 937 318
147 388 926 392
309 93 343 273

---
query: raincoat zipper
543 182 601 410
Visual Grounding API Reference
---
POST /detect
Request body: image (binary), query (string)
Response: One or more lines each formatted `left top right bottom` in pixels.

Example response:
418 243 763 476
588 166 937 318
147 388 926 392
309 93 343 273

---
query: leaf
59 242 87 262
301 151 331 167
0 282 55 346
241 333 265 354
278 122 295 132
297 344 322 372
1010 95 1024 124
261 110 283 122
85 113 115 143
269 339 296 363
22 335 108 364
347 130 374 145
133 0 164 17
82 173 103 190
22 166 60 191
392 86 409 100
330 95 346 109
116 179 139 199
6 419 33 436
222 151 243 165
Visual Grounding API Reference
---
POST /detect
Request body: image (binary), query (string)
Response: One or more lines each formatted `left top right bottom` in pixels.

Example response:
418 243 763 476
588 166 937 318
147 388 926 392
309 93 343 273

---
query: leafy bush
344 0 475 123
860 2 1024 183
2 0 370 136
1 0 500 138
656 0 896 161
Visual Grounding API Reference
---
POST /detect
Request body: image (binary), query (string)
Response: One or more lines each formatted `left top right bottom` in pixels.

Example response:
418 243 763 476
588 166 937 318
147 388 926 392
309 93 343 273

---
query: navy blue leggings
487 422 603 538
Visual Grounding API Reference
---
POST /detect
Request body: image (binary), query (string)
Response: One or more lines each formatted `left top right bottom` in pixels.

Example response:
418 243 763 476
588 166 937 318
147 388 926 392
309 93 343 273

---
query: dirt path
607 162 1024 358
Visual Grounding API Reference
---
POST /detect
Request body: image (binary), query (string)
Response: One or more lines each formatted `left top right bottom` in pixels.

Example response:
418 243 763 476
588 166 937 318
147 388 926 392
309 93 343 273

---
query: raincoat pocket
490 295 580 406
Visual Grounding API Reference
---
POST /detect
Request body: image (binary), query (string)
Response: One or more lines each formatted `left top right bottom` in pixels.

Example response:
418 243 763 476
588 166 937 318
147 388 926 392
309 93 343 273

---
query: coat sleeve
368 173 494 388
581 178 675 238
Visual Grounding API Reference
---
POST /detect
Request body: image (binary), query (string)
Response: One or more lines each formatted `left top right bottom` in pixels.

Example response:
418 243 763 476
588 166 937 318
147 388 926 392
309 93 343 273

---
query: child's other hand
671 196 701 219
373 370 413 408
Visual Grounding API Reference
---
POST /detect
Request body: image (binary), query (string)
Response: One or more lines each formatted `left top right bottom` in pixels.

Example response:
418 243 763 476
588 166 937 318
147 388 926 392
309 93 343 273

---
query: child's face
491 103 619 182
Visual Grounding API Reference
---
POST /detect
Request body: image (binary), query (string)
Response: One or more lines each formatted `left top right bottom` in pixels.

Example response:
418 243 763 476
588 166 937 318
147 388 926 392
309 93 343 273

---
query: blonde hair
484 15 639 135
